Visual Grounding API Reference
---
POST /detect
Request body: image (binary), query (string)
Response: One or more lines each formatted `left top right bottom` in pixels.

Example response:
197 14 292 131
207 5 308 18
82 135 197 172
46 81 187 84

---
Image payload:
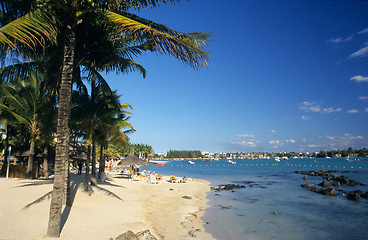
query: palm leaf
0 9 57 50
103 10 211 69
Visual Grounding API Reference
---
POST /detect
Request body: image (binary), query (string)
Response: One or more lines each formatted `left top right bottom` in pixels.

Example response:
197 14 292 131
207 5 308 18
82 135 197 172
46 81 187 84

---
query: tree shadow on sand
16 179 53 188
22 172 125 233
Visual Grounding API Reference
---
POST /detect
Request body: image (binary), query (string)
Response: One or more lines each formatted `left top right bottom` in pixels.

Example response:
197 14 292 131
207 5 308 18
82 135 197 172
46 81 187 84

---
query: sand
0 172 215 240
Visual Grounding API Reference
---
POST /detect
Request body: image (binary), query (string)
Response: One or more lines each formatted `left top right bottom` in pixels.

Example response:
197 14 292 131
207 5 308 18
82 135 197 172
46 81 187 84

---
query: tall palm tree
1 1 211 237
96 98 135 179
0 73 54 178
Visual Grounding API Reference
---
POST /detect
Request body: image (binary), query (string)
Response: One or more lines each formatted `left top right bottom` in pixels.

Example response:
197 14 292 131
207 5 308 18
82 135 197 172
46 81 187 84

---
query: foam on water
142 158 368 240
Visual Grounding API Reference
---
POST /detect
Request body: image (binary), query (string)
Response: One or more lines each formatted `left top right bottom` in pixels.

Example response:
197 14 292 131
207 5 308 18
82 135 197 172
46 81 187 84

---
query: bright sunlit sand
0 172 214 240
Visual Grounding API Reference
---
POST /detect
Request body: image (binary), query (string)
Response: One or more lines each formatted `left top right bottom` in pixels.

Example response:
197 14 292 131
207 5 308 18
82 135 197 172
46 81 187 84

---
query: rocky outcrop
318 180 331 187
311 187 337 196
113 230 157 240
296 169 367 201
210 184 246 191
301 183 315 188
346 192 360 201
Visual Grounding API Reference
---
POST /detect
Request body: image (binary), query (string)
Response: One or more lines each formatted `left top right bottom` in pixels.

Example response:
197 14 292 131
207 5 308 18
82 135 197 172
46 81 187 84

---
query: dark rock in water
303 176 308 180
233 180 256 184
332 182 341 188
322 188 337 196
348 179 358 186
182 196 192 200
210 184 246 191
311 187 337 196
338 175 350 185
136 230 157 240
347 192 360 201
318 180 331 187
115 230 139 240
301 183 315 188
360 191 368 199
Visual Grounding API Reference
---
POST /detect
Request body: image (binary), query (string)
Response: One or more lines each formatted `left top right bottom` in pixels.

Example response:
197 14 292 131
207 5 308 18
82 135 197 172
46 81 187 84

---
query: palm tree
0 73 54 178
1 1 211 237
96 98 135 179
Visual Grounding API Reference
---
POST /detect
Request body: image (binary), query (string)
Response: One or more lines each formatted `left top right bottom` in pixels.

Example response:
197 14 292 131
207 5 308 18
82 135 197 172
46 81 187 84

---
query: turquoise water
142 158 368 240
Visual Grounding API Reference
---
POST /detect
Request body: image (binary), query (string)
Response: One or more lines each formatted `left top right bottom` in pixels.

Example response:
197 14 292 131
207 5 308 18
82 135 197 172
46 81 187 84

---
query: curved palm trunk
26 131 35 179
47 23 76 238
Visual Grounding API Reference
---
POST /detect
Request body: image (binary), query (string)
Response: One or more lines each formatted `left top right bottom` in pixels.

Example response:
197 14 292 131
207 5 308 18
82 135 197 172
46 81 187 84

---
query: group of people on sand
170 175 187 183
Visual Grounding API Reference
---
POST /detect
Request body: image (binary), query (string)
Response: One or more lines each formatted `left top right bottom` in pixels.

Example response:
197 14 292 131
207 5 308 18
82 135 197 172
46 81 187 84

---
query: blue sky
105 0 368 154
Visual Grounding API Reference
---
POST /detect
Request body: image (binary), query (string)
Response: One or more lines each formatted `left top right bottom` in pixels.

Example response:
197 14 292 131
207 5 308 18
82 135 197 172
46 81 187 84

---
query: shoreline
0 172 215 240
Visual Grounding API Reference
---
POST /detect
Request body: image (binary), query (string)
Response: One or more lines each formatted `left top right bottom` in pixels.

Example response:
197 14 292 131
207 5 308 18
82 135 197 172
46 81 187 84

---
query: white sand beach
0 172 215 240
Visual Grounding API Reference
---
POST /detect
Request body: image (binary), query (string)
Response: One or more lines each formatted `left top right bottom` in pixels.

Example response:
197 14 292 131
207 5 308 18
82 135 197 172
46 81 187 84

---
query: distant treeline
316 147 368 158
166 150 202 158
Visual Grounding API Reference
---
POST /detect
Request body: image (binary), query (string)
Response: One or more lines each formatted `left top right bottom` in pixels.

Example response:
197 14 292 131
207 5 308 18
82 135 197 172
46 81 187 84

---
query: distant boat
188 160 195 165
227 159 236 164
149 160 169 166
281 156 288 160
275 157 280 162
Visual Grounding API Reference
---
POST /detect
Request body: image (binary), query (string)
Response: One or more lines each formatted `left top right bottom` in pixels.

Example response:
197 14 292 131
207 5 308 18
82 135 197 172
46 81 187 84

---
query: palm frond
0 61 39 82
0 8 57 50
103 10 211 69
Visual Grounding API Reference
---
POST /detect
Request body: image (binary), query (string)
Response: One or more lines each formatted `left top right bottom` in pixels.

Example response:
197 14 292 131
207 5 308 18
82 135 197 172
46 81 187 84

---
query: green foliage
166 150 202 159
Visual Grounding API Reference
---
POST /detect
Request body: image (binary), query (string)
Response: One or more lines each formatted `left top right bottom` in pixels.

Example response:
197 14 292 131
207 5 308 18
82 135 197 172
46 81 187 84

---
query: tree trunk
91 135 97 186
26 131 35 179
47 23 76 238
85 144 91 192
98 144 103 179
1 123 9 175
43 146 49 178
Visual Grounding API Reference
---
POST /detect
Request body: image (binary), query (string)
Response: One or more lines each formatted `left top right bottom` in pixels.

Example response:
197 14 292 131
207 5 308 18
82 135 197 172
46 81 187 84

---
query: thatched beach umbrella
118 150 150 178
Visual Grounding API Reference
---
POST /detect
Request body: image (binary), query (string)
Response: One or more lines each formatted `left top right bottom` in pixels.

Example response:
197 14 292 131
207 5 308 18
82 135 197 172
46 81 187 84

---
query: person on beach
78 161 83 175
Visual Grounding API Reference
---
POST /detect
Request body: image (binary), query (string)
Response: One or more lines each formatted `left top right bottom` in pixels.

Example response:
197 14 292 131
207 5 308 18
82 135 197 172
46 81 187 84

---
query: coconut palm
0 73 54 178
1 1 211 237
96 98 135 179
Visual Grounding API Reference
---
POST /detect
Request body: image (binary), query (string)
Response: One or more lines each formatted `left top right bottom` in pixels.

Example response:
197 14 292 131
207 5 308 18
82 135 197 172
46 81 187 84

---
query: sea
141 158 368 240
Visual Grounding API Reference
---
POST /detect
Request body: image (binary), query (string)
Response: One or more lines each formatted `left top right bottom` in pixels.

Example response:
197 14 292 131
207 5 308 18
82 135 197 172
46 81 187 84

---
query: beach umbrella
118 153 150 166
118 150 151 178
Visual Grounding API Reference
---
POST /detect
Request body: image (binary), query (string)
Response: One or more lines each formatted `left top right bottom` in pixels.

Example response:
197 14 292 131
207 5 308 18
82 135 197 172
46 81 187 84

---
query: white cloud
358 96 368 100
269 140 280 145
326 135 335 140
270 129 277 134
308 144 321 148
231 140 256 147
299 101 341 114
236 134 255 139
358 28 368 34
365 107 368 113
328 36 353 43
350 75 368 82
350 46 368 58
301 115 310 120
285 139 296 143
346 109 359 114
321 107 342 114
298 101 321 112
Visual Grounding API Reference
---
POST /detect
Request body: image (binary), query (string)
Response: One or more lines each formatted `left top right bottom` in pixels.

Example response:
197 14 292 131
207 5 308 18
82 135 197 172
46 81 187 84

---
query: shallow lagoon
143 158 368 240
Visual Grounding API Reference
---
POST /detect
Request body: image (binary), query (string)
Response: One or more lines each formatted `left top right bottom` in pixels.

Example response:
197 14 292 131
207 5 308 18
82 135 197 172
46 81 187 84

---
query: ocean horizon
142 158 368 240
